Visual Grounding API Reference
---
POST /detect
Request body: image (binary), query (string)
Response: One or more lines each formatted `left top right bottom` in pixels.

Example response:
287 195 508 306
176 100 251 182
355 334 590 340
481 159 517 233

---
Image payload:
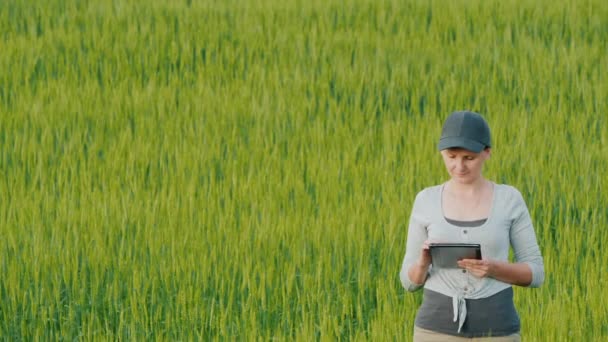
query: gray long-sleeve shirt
399 183 544 331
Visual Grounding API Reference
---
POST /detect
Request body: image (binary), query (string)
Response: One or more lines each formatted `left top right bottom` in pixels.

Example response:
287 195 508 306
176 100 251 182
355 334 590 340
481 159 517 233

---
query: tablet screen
429 243 482 269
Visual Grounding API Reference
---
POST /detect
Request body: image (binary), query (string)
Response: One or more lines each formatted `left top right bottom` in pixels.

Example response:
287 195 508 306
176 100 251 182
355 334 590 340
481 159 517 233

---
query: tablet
429 243 482 269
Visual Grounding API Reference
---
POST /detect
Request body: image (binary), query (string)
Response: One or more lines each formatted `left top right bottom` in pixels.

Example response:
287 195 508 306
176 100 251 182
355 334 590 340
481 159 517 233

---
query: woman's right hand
417 240 432 268
408 240 433 286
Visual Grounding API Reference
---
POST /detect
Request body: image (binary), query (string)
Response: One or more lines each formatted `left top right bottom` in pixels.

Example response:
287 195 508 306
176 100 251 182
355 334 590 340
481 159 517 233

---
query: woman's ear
484 147 492 159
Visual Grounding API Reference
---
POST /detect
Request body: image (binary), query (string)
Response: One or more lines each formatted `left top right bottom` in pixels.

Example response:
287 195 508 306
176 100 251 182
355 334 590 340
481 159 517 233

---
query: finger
458 259 475 266
457 260 470 268
466 259 483 266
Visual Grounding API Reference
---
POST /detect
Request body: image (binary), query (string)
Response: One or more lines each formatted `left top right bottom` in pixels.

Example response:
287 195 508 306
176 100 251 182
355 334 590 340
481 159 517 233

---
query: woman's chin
452 175 474 183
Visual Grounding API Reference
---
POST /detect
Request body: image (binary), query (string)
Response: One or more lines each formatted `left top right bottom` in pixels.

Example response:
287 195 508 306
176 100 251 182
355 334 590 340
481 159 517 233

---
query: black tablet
429 243 482 268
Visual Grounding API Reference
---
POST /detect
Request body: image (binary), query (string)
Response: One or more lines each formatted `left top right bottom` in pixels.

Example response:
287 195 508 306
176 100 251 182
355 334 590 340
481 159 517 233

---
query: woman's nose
455 159 465 170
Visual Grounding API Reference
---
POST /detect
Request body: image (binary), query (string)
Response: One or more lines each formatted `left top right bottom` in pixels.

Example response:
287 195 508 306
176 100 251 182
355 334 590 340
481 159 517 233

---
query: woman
399 111 544 341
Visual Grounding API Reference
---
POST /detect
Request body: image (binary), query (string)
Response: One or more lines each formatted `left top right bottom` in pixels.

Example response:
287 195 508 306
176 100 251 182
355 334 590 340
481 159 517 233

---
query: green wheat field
1 0 607 340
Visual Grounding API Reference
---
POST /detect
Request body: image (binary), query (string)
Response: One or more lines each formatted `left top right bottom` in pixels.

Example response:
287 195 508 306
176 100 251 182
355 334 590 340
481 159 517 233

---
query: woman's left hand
457 259 495 278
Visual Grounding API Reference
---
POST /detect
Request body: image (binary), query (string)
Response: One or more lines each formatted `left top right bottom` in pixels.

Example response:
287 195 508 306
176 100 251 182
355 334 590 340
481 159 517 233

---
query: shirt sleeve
399 191 430 292
509 188 545 287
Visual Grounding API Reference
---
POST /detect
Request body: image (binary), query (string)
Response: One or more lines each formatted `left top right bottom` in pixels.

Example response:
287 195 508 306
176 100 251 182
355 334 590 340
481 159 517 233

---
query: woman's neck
446 178 490 196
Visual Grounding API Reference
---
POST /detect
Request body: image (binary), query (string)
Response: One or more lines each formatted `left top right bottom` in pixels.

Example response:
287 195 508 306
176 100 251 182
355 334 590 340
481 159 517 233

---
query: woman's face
440 147 491 184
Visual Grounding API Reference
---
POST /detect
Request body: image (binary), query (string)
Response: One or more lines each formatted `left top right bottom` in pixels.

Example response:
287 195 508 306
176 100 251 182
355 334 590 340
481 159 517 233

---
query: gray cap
438 111 491 153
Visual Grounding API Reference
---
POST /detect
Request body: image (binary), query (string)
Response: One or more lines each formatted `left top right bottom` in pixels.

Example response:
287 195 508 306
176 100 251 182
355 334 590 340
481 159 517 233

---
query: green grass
0 0 607 340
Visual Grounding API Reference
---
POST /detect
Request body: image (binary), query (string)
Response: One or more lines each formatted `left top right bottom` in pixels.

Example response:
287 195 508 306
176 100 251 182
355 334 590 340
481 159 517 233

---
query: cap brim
438 137 485 153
